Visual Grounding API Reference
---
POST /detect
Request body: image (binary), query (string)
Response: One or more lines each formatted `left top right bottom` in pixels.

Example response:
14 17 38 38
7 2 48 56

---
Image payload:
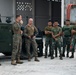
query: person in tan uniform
11 15 23 65
24 18 39 62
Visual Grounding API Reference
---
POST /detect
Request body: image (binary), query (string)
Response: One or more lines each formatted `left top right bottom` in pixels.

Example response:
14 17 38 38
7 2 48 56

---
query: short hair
66 19 70 21
16 15 21 19
54 20 58 22
48 19 52 22
28 18 33 22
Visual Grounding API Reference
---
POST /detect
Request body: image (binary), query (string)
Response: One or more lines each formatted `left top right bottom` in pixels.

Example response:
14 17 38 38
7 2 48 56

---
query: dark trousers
63 37 71 56
45 37 52 56
70 37 76 56
51 39 62 57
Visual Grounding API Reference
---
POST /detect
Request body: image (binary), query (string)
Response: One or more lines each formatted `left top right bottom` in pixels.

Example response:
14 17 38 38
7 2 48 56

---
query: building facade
0 0 61 30
64 0 76 23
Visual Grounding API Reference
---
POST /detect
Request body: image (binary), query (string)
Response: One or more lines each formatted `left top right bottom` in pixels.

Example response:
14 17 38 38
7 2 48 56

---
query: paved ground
0 52 76 75
0 38 76 75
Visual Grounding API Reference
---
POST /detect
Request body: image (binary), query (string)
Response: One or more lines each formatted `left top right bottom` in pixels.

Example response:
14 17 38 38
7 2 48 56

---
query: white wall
70 7 76 23
64 0 76 22
0 0 16 23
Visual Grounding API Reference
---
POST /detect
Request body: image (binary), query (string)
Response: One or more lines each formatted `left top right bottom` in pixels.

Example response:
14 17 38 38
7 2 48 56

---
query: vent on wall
47 0 61 2
16 2 32 11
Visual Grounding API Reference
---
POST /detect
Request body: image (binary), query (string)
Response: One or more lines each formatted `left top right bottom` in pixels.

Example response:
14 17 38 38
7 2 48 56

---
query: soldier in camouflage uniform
51 21 63 60
24 18 39 62
62 20 72 57
70 23 76 58
11 15 23 65
44 20 52 58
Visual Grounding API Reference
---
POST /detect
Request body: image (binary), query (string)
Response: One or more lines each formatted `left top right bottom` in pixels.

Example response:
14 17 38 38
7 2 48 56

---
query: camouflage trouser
25 38 38 57
45 37 52 56
11 34 22 61
63 37 71 55
51 39 62 57
70 37 76 53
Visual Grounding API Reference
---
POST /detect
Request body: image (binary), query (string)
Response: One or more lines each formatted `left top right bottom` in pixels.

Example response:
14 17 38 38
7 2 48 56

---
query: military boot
70 52 74 58
51 51 54 59
55 49 58 57
16 58 23 64
70 55 74 58
11 60 17 65
44 50 47 58
62 53 65 57
66 53 69 58
51 56 54 59
51 54 54 59
34 57 40 62
48 54 51 57
60 54 63 60
55 52 58 57
28 57 31 61
48 49 51 57
44 55 47 58
63 47 65 57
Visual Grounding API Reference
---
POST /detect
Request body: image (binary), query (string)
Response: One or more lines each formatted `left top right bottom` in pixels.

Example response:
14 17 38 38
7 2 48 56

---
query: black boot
51 56 54 59
60 54 63 60
55 52 58 57
70 52 74 58
51 50 54 59
66 53 69 58
62 53 65 57
44 49 47 58
55 47 57 57
48 54 51 57
48 49 51 57
44 53 47 58
44 55 47 58
63 47 65 57
51 54 54 59
55 55 57 57
70 55 74 58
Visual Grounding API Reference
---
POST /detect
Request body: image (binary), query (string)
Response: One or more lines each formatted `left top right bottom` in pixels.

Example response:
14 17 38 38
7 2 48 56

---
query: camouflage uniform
11 22 22 61
51 26 62 59
62 25 72 57
44 26 52 57
24 25 38 58
70 25 76 58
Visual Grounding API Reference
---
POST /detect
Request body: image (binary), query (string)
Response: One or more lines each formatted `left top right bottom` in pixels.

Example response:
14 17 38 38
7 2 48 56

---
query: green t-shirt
62 25 72 37
51 26 62 39
44 26 52 37
72 25 76 38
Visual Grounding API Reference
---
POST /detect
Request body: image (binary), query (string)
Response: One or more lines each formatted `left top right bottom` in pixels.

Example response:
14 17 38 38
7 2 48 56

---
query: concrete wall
0 0 16 23
70 6 76 23
64 0 76 22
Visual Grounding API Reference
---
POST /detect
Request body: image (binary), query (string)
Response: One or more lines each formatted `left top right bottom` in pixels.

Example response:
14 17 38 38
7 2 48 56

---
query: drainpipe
61 0 64 27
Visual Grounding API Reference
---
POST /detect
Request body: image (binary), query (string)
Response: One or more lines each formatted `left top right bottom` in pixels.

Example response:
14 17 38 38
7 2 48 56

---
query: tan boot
34 57 40 62
16 59 23 64
11 60 17 65
28 57 31 61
